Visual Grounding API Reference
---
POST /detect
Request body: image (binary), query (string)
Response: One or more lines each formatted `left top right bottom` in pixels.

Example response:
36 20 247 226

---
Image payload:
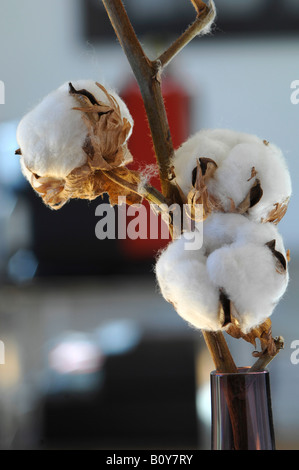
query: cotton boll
209 140 292 222
156 213 289 333
17 79 133 181
16 80 137 209
172 129 291 224
172 129 262 197
155 236 221 331
206 241 289 333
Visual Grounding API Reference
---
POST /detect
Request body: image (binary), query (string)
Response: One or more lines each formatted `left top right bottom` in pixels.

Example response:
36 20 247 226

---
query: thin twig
250 336 284 372
158 1 216 69
202 331 238 373
104 169 170 208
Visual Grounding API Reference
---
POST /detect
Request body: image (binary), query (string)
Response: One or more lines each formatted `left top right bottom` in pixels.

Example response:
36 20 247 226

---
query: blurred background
0 0 298 450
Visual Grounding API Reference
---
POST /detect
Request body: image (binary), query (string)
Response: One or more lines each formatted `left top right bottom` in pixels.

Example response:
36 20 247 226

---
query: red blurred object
120 75 191 260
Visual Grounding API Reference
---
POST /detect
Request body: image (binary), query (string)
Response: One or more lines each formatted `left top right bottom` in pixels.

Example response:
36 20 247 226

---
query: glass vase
210 367 275 450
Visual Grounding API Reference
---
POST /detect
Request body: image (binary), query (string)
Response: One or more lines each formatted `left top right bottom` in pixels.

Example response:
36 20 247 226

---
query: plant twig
101 0 237 374
250 336 284 372
158 1 216 68
104 169 171 207
202 331 238 373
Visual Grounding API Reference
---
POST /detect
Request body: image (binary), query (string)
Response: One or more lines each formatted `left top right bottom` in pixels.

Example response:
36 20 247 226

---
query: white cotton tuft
172 128 291 223
203 214 289 332
206 240 289 333
197 0 216 37
202 212 249 255
156 213 289 333
202 212 287 256
17 79 133 180
136 164 159 195
155 235 221 331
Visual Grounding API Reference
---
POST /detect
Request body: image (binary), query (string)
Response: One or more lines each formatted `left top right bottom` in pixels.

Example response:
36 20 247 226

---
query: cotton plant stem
101 0 237 374
202 331 238 373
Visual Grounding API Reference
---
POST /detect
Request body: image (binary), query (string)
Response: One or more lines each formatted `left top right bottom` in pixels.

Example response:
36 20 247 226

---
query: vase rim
211 366 269 376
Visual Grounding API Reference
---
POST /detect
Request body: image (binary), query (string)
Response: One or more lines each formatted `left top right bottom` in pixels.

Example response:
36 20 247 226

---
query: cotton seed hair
155 214 289 333
16 80 141 209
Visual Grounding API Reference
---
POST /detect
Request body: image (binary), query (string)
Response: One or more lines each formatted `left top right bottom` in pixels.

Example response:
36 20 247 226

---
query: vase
210 367 275 450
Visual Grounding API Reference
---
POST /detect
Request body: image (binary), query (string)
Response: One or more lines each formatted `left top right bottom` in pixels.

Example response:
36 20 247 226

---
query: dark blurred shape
22 187 158 277
41 336 198 449
22 188 125 277
82 0 299 41
82 0 195 42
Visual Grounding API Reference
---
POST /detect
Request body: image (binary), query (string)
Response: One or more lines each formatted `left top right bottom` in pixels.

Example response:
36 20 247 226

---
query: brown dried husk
262 199 290 225
183 158 223 221
226 317 278 357
27 82 142 210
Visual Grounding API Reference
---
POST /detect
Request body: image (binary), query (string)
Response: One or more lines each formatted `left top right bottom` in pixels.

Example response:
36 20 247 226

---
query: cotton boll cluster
157 128 291 333
16 80 136 209
172 129 292 224
155 213 289 333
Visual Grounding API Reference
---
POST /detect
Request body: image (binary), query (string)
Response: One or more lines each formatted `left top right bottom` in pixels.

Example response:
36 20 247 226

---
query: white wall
0 0 130 121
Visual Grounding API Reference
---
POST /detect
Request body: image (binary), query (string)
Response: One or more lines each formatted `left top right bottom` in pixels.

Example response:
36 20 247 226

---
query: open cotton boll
17 79 133 179
172 128 291 224
209 140 292 223
155 235 221 331
156 213 289 333
206 241 289 333
172 129 262 197
16 80 138 209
